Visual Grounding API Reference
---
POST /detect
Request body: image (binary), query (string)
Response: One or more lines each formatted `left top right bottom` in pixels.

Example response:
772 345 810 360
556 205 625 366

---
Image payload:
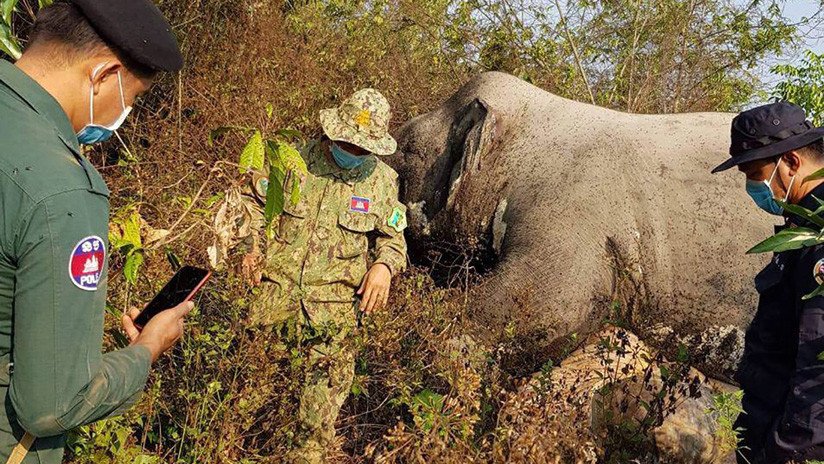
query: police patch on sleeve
69 236 106 291
387 207 407 232
815 258 824 286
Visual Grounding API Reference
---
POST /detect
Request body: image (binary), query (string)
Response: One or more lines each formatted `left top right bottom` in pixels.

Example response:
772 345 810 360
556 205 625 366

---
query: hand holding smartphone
134 266 211 329
125 266 210 363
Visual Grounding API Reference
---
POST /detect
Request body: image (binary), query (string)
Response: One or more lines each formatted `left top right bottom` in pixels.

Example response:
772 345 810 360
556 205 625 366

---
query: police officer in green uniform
0 1 191 462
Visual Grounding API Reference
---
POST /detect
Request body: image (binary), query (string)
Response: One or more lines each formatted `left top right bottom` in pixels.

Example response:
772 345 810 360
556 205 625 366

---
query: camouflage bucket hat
319 88 398 156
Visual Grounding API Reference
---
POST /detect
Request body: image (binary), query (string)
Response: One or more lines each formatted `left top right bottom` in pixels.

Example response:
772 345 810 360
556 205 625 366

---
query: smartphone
134 266 211 329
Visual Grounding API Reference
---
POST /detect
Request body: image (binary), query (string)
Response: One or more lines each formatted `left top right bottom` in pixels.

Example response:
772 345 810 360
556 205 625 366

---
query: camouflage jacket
248 139 408 324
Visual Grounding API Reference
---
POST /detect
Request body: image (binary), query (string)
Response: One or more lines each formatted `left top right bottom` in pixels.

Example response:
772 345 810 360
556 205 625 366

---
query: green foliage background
0 0 821 462
773 50 824 126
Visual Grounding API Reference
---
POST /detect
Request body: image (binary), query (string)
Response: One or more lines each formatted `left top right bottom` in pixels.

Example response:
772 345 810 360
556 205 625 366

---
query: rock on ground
496 326 737 463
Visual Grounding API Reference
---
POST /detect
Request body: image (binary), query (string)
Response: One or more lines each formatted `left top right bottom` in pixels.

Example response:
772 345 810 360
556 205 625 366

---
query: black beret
70 0 183 72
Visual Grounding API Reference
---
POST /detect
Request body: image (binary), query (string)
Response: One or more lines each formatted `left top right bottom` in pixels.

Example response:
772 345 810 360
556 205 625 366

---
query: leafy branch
212 123 308 232
109 209 145 285
747 194 824 300
772 51 824 126
0 0 52 59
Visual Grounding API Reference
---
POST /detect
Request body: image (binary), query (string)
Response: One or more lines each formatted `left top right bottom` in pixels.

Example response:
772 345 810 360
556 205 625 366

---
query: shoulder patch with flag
388 207 407 232
69 236 106 291
350 196 371 213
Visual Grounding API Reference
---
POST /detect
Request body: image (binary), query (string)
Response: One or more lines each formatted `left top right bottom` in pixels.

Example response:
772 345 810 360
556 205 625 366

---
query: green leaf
265 103 274 119
776 200 824 228
122 211 142 248
264 166 286 226
810 196 824 217
413 389 444 412
676 343 689 363
265 140 307 213
238 130 265 173
2 0 18 26
747 227 822 254
109 210 142 251
806 168 824 183
0 22 21 60
133 455 158 464
267 140 308 175
350 377 367 397
804 284 824 301
124 252 144 285
115 428 129 448
38 0 52 9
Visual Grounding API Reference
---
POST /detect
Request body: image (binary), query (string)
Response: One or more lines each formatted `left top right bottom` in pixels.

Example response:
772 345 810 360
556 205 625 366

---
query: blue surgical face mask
331 142 367 170
76 64 133 145
745 158 796 216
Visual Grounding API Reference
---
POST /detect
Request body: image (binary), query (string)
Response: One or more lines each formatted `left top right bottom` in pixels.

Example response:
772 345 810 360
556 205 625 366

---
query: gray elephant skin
389 71 777 377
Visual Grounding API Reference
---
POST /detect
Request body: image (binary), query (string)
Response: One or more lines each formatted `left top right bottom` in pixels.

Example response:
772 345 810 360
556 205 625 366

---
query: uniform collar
0 60 82 157
305 139 376 184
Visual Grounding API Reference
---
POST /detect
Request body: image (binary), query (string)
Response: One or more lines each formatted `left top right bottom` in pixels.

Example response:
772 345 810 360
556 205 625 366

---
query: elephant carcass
390 72 776 377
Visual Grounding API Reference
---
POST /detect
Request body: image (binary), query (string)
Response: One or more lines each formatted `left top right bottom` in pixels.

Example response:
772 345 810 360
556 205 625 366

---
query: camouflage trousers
261 300 357 464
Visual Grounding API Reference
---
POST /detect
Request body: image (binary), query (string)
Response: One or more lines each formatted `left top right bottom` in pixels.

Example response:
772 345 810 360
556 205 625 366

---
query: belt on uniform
5 433 33 464
0 354 10 385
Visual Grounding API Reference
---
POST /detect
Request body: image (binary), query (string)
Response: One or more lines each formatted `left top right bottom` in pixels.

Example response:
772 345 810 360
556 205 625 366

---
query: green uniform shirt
249 140 408 325
0 60 151 463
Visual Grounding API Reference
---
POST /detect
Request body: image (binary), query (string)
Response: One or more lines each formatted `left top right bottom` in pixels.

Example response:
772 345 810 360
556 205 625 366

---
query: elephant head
391 96 508 273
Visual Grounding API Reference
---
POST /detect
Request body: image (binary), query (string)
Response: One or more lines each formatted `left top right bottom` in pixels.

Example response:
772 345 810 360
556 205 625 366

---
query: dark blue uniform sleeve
769 246 824 462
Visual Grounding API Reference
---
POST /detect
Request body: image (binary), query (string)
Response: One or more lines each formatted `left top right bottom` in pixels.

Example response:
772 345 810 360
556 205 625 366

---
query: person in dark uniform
0 1 189 462
712 101 824 463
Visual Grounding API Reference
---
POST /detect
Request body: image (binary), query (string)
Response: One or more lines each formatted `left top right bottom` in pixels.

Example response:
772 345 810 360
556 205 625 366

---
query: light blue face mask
76 65 133 145
745 158 796 216
331 143 367 170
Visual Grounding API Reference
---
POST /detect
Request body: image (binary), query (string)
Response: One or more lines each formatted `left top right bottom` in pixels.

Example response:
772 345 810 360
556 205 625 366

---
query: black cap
712 101 824 173
70 0 183 72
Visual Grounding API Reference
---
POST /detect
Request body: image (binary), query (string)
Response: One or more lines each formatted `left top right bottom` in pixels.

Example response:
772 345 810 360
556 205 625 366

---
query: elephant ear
445 98 500 210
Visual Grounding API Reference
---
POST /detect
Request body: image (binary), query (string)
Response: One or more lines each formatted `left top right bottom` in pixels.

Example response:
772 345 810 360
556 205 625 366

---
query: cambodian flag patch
350 196 371 213
69 236 106 291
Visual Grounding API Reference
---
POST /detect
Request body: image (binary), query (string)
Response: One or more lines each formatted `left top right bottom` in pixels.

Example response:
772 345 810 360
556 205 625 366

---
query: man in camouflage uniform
248 89 407 463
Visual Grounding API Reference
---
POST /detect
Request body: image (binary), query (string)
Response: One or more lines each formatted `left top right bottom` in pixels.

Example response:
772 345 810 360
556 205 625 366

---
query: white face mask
75 64 133 145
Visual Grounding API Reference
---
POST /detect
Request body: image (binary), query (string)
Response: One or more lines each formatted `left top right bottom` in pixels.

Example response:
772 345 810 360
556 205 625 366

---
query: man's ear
782 150 803 176
89 60 124 96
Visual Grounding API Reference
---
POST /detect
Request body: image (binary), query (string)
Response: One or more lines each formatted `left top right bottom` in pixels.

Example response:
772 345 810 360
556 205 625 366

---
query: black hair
26 1 155 78
799 138 824 161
